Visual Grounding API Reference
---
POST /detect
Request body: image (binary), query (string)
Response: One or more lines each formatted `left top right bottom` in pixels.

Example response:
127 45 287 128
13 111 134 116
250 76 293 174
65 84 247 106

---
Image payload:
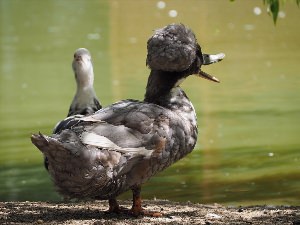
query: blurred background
0 0 299 206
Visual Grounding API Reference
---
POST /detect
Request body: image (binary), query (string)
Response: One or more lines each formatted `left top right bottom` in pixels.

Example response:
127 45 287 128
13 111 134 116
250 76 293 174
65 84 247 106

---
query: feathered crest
146 23 198 72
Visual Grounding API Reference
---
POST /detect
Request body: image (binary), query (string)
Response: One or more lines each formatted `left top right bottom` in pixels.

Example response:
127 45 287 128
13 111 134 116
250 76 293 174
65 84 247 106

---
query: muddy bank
1 200 300 224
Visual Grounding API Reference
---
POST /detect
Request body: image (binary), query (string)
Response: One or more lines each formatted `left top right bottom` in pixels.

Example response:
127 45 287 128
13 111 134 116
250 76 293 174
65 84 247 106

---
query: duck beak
202 53 225 65
197 53 225 83
198 70 220 83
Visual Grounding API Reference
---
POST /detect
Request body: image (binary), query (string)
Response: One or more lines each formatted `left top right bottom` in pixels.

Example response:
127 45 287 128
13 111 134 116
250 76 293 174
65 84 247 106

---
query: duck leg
108 198 119 213
130 185 162 217
108 198 124 213
130 185 143 216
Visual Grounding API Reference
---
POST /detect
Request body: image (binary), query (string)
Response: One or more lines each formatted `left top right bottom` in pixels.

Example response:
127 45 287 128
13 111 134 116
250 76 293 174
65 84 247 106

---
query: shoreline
1 199 299 224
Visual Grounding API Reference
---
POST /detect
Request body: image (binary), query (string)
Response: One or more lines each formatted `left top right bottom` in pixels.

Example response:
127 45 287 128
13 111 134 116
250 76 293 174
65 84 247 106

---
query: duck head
72 48 94 88
146 23 225 83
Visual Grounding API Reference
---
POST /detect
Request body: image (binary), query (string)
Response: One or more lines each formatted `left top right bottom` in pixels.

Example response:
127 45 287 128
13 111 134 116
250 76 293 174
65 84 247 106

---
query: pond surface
0 0 300 206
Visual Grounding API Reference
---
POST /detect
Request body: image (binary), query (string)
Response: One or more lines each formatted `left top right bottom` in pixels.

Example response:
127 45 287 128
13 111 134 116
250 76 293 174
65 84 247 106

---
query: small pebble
206 213 222 219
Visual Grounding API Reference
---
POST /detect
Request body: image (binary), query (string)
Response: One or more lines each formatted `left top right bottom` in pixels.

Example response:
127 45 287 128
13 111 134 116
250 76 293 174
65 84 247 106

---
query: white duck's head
72 48 94 88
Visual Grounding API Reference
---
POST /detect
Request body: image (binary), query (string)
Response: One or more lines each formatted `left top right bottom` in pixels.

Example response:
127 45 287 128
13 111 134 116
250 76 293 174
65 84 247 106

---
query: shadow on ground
1 200 300 225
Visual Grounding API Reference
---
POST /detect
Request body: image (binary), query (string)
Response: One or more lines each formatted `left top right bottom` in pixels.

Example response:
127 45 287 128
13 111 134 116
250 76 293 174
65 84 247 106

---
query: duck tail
31 132 51 152
31 132 49 147
31 131 98 199
31 130 84 158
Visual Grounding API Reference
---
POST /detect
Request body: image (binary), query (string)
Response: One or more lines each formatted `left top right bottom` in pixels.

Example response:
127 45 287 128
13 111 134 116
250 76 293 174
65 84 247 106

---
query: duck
67 48 101 117
53 47 102 132
31 24 225 216
44 48 102 170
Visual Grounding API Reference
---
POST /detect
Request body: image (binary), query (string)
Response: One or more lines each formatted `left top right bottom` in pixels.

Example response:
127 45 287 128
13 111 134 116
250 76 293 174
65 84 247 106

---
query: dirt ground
1 199 300 225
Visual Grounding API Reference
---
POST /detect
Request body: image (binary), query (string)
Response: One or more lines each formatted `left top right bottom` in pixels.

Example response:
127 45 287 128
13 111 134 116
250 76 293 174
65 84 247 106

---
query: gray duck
31 24 224 216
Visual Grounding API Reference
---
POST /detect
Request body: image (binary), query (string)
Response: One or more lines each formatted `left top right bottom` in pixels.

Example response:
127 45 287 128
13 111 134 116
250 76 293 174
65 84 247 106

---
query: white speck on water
33 45 42 52
278 11 286 18
21 83 28 89
214 28 221 35
87 33 101 40
47 26 59 33
252 74 258 81
265 60 272 67
168 10 178 17
129 37 137 44
253 7 262 15
112 79 119 86
279 74 286 79
227 22 235 30
268 152 274 157
157 1 166 9
243 24 255 31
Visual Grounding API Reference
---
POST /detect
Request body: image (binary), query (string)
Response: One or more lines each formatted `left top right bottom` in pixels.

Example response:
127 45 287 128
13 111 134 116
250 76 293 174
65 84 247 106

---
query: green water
0 0 299 206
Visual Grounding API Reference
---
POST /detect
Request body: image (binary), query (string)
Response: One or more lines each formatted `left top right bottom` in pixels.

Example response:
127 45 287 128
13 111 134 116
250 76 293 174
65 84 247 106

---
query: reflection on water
0 0 299 205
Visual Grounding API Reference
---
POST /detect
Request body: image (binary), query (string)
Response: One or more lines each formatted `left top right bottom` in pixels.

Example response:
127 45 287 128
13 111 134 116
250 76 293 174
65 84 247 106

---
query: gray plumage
31 24 224 216
32 98 197 199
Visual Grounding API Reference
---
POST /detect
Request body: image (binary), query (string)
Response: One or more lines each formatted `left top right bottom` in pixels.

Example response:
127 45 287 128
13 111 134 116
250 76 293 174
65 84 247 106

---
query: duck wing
66 99 194 154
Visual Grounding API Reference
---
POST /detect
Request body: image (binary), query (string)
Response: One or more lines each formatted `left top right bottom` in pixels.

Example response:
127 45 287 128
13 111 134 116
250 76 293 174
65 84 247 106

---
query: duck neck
74 67 97 99
144 70 197 129
144 70 187 107
68 68 100 117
